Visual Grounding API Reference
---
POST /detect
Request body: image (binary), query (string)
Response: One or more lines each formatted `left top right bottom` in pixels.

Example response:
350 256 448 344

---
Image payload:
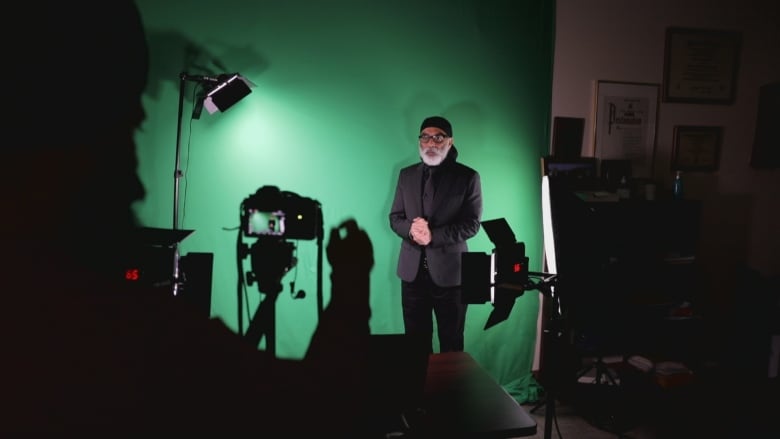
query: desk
411 352 537 437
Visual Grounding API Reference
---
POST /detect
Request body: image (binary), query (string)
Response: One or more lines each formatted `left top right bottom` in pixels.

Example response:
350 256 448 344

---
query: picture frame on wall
672 125 723 172
663 27 742 104
593 80 659 179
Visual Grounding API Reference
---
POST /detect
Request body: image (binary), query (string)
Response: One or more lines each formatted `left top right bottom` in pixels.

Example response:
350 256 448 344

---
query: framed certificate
663 27 742 104
672 125 723 171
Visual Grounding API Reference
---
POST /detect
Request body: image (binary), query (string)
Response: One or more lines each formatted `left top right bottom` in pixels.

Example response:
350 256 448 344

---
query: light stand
460 216 562 439
485 271 563 439
171 72 253 295
474 270 562 439
525 273 563 439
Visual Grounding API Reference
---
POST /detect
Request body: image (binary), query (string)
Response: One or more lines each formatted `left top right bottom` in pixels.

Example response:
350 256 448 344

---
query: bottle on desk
672 171 684 200
617 176 631 200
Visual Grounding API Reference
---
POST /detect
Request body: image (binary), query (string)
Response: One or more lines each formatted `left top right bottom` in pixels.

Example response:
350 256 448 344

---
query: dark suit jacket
389 146 482 287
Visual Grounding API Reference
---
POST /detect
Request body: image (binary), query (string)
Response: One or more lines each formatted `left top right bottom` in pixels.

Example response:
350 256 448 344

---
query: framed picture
593 80 659 179
672 125 723 171
663 27 742 104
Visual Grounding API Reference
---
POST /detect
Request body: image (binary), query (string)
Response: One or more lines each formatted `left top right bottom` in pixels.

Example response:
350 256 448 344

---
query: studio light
170 71 255 296
202 73 254 114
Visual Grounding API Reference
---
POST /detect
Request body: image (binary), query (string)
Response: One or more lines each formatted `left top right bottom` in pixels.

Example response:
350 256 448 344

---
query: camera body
241 185 321 240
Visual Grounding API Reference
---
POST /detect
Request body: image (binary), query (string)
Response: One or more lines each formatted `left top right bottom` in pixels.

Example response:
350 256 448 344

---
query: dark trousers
401 258 466 353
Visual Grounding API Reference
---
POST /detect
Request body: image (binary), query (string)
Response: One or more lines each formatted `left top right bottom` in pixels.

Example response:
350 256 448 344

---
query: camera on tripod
240 185 320 241
239 185 321 295
237 186 323 352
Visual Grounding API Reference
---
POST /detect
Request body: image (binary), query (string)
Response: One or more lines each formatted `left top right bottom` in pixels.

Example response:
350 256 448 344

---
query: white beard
419 144 451 166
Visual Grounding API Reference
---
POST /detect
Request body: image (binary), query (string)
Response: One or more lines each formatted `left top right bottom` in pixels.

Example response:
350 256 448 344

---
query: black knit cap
420 116 452 137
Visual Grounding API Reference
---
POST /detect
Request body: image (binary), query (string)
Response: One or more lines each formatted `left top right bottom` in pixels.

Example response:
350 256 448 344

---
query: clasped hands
409 217 431 246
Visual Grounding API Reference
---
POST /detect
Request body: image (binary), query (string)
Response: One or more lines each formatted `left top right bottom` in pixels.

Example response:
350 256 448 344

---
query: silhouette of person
3 1 372 434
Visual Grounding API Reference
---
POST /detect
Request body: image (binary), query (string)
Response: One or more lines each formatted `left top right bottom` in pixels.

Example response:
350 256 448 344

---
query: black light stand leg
529 326 558 439
539 313 565 439
527 274 563 439
544 396 555 439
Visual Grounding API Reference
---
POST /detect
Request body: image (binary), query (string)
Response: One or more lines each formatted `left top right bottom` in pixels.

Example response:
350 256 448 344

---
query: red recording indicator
125 268 141 281
513 263 523 273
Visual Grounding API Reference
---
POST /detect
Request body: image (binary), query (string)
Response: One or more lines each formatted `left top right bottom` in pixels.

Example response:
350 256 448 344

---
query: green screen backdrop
134 0 554 402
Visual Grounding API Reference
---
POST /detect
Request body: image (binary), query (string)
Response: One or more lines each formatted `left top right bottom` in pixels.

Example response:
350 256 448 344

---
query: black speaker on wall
551 116 585 159
750 82 780 169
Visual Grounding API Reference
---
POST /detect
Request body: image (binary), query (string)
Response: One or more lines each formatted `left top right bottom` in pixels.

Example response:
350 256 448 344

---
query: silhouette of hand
327 219 374 273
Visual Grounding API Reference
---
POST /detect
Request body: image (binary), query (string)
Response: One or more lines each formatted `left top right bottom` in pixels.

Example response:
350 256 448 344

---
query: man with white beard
389 116 483 353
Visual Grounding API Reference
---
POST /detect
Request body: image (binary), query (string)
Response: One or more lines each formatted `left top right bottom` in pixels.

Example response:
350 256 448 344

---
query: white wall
551 0 779 319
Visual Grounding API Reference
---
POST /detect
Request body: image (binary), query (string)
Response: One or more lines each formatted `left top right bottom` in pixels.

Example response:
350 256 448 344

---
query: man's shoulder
398 161 479 177
399 163 421 174
446 161 480 177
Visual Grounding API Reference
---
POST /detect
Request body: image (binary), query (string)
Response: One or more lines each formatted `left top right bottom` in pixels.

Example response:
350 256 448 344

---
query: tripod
575 353 621 386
